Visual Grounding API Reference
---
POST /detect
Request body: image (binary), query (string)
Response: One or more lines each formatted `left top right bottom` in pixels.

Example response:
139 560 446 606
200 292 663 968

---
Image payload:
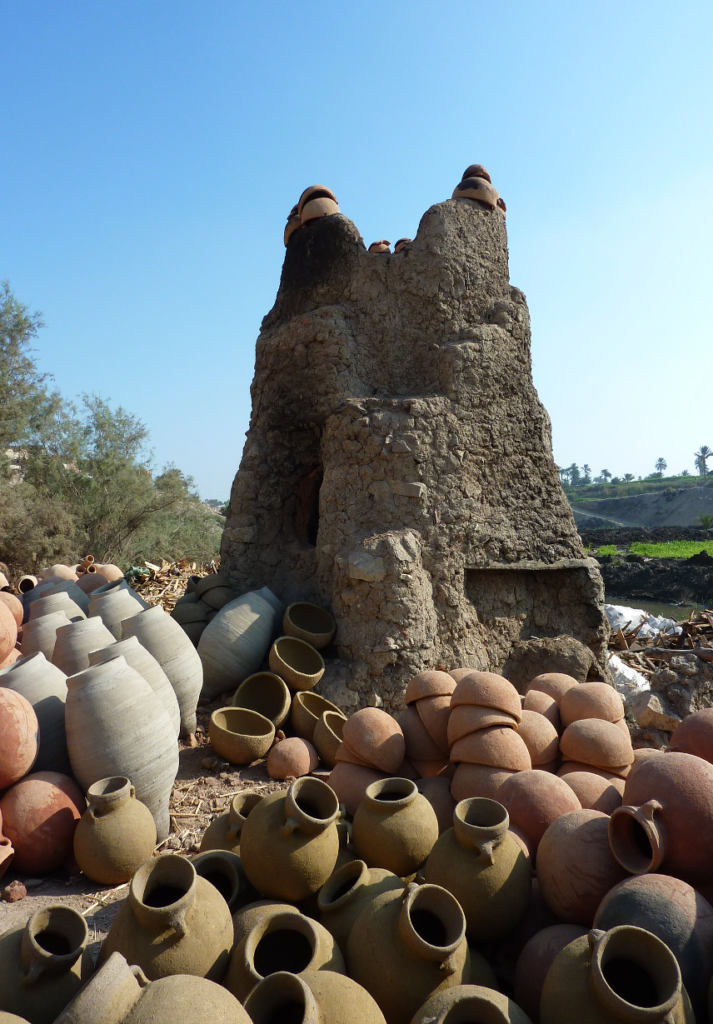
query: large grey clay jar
88 580 149 640
65 655 178 841
88 636 180 736
51 617 116 676
30 590 86 623
198 589 277 701
121 604 202 737
37 579 91 615
19 610 71 660
0 651 70 774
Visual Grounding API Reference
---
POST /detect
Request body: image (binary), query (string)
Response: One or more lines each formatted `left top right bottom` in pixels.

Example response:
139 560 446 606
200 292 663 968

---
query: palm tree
600 469 612 482
655 458 667 475
624 473 635 482
695 446 712 476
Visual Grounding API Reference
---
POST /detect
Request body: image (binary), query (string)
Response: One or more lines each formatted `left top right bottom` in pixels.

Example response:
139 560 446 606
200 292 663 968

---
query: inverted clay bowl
266 736 318 779
560 681 625 727
517 709 559 766
405 670 456 704
450 725 532 772
233 672 291 729
560 718 634 770
526 672 579 705
561 770 624 814
522 688 560 730
343 707 405 774
269 636 324 691
397 704 445 762
283 603 336 649
210 707 275 764
447 704 519 746
415 694 452 755
450 671 523 720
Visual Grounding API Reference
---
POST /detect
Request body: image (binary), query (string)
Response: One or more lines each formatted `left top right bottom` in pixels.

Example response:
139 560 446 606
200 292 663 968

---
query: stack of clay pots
451 163 502 211
171 572 238 647
284 186 340 245
329 708 406 815
0 590 21 668
398 670 455 778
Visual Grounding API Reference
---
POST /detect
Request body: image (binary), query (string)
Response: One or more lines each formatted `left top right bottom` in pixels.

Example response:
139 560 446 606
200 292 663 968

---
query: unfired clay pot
537 810 628 925
352 777 438 876
209 707 275 764
498 770 581 854
425 797 531 941
232 671 291 729
51 617 115 676
0 772 85 874
18 610 71 661
411 985 532 1024
266 736 318 779
450 726 531 771
192 849 255 915
269 636 325 691
450 671 523 719
317 858 405 950
540 925 694 1023
0 688 38 788
561 770 624 814
313 710 346 768
291 690 344 742
526 672 579 705
416 777 457 835
560 682 624 727
88 636 180 736
515 924 588 1022
0 651 69 773
608 750 713 887
347 882 470 1024
65 656 178 841
405 671 456 703
123 603 203 736
0 905 93 1024
232 900 301 947
283 603 336 649
99 854 233 981
88 580 148 639
594 873 713 1018
245 970 386 1024
200 791 263 854
73 776 156 885
450 763 515 802
240 777 340 900
342 708 406 774
37 580 89 615
560 718 634 771
327 762 388 817
30 591 85 623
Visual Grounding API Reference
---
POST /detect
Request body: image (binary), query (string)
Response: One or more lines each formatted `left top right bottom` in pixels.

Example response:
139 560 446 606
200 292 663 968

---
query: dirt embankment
580 527 712 547
571 485 713 529
596 554 713 605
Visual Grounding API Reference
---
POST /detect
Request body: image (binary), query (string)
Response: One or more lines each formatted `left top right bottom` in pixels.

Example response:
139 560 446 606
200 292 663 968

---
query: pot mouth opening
274 637 324 676
318 859 367 909
245 973 312 1024
132 855 195 911
235 674 289 718
286 603 335 635
253 919 315 979
321 711 345 739
88 775 130 812
231 791 262 821
405 884 465 955
213 707 274 737
28 906 87 959
440 1001 508 1024
458 797 508 829
291 776 339 823
608 808 657 873
297 692 334 718
367 777 417 805
593 926 680 1014
195 865 236 904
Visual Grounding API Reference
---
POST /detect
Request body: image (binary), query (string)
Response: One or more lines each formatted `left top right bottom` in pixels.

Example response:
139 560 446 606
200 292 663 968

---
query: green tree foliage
0 285 221 570
695 446 712 476
655 458 667 476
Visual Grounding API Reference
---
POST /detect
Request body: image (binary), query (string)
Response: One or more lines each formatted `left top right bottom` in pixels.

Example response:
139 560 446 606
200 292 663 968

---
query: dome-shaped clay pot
240 777 340 901
352 778 439 877
0 651 69 773
73 776 156 885
327 762 388 816
298 185 339 221
498 770 582 854
313 710 346 769
318 858 405 952
233 672 291 729
267 736 318 779
412 985 531 1024
450 763 515 802
343 708 405 774
561 770 624 814
0 687 38 788
93 563 123 582
284 206 301 246
560 718 634 770
523 688 560 730
18 610 71 661
448 666 485 683
514 924 588 1022
200 791 263 854
415 694 451 755
526 672 579 705
462 163 491 182
88 636 181 737
451 177 499 208
0 771 85 874
425 797 531 942
557 761 630 781
368 240 391 254
537 810 628 925
291 690 344 742
269 636 324 691
541 925 695 1024
99 854 233 981
31 590 86 623
0 905 93 1024
451 671 523 720
347 882 470 1024
200 586 237 611
560 681 625 728
609 750 713 887
40 564 78 581
447 704 518 746
0 602 18 664
209 707 275 764
670 707 713 763
191 849 255 915
75 571 108 595
245 969 386 1024
0 593 22 629
416 777 457 835
405 671 456 704
450 725 531 771
518 709 559 766
397 705 444 761
394 238 411 253
283 603 336 650
224 910 345 1002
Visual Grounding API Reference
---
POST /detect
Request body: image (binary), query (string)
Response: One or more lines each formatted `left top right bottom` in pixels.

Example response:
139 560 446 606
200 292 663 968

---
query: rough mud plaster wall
222 199 609 710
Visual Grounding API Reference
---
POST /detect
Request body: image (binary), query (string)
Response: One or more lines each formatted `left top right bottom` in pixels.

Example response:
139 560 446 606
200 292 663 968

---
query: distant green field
594 541 713 559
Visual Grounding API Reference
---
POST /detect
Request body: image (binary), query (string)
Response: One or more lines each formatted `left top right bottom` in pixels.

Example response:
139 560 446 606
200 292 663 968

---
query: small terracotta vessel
200 791 263 854
192 849 255 915
0 651 69 773
515 924 588 1022
425 797 531 941
232 672 291 729
73 776 156 885
18 610 71 661
368 240 391 254
240 777 340 901
560 718 634 770
526 672 579 705
541 925 695 1023
462 163 492 182
40 564 78 581
352 777 439 876
451 177 499 208
394 238 411 253
450 725 531 771
498 770 582 854
317 858 404 950
447 704 518 745
245 970 386 1024
284 205 301 246
560 682 624 727
523 688 560 730
313 710 346 768
406 671 456 703
298 185 340 223
416 777 457 834
327 762 388 816
224 910 345 1001
209 707 275 764
283 603 336 649
411 985 532 1024
0 905 93 1024
266 736 318 779
450 671 523 720
561 770 624 814
517 710 559 766
88 636 181 736
670 707 713 763
0 771 85 874
18 574 39 593
0 688 38 788
343 707 405 773
99 853 233 980
537 809 628 925
347 882 470 1024
416 694 451 754
450 763 514 801
291 690 344 742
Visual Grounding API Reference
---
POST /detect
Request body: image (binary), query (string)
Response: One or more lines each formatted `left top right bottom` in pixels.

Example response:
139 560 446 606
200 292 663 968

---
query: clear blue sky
2 1 711 499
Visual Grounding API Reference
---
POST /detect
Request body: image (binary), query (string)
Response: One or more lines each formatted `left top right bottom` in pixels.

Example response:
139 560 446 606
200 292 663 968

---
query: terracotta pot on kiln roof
405 670 456 704
450 725 531 772
394 238 411 253
526 672 579 705
451 177 499 208
518 709 559 766
284 204 301 246
298 186 339 224
560 718 634 770
498 770 582 854
462 163 492 183
560 681 625 727
342 707 405 774
450 671 523 720
368 240 391 254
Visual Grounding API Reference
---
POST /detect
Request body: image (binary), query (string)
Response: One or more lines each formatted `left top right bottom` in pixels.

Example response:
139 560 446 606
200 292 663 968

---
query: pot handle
23 960 46 986
476 839 496 866
281 817 298 836
166 904 188 938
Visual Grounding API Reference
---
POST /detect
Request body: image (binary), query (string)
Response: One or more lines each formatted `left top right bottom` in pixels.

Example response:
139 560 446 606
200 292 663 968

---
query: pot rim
243 911 319 985
284 776 339 834
589 925 682 1020
364 776 418 810
398 882 466 963
608 802 664 874
244 970 319 1024
129 854 196 935
317 858 369 913
21 904 88 978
